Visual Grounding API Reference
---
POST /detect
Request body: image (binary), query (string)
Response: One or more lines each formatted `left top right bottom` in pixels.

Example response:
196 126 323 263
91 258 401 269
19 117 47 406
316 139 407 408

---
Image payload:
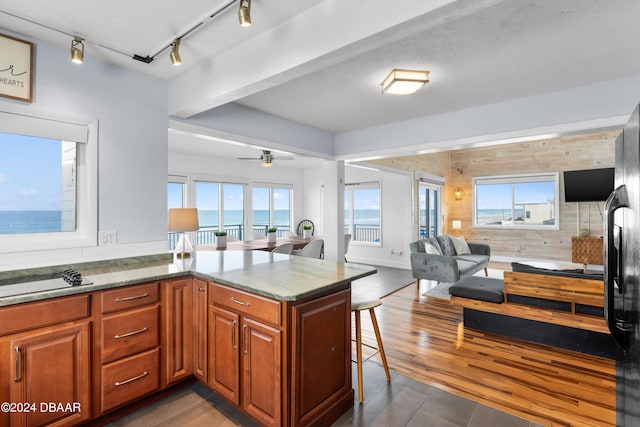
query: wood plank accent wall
369 130 617 262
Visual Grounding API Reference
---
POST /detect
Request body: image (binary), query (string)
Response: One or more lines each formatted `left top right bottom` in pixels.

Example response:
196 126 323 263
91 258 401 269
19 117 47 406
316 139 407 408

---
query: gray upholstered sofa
409 235 490 285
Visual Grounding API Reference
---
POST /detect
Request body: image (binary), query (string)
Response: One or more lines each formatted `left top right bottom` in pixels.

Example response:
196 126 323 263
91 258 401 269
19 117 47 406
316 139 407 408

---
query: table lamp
168 208 199 258
452 220 462 235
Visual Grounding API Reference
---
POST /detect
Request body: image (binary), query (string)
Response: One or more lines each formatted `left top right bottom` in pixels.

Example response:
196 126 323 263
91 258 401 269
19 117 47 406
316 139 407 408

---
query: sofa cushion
414 237 443 255
451 236 471 255
455 254 489 269
456 259 478 277
424 242 440 255
449 276 504 303
436 235 456 256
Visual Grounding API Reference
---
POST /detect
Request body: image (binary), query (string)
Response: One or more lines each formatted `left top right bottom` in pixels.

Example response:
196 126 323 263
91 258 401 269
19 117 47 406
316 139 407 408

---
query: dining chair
272 243 294 254
291 239 323 258
344 233 352 262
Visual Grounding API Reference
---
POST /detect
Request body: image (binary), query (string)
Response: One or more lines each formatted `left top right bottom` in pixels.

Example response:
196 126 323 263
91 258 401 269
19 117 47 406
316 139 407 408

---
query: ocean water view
0 210 62 234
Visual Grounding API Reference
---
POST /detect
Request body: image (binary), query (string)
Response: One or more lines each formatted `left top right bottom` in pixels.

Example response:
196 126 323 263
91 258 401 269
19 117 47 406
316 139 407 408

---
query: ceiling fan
238 150 295 167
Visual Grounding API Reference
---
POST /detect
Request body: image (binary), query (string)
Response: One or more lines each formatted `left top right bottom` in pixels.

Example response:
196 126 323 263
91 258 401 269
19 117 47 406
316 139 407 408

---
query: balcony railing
168 224 291 250
345 225 380 244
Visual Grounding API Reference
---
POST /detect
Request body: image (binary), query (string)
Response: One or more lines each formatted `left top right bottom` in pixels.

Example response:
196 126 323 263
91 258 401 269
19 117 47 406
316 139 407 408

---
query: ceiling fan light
170 39 182 66
238 0 252 27
381 69 429 95
71 37 84 64
262 151 273 167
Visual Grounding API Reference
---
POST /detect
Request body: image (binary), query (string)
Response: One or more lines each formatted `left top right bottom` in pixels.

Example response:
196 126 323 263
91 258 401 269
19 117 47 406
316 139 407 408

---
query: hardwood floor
358 279 616 427
104 265 615 426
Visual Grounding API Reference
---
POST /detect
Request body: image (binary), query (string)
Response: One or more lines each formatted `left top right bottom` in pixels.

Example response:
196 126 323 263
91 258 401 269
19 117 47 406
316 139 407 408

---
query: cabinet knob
199 287 205 292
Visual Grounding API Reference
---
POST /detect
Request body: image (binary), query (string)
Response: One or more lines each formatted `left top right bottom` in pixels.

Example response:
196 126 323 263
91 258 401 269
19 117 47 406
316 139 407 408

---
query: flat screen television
563 167 614 202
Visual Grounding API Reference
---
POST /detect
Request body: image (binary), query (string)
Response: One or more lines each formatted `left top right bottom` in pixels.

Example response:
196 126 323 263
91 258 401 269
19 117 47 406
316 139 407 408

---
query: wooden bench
450 271 607 334
449 270 615 358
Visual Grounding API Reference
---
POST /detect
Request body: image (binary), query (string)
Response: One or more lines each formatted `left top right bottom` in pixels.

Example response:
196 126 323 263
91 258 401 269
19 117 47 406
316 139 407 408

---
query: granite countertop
0 251 376 306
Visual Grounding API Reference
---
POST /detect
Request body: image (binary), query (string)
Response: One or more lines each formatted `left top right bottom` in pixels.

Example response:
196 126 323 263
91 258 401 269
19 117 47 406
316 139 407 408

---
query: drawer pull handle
232 320 237 350
231 297 250 307
199 287 205 292
114 327 149 339
114 371 148 387
115 293 149 302
14 346 21 383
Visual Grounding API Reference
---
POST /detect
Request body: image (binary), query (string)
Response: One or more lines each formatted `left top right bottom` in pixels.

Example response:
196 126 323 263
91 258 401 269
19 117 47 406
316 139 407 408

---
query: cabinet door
208 305 240 404
241 318 281 427
163 278 193 385
10 322 91 427
291 289 351 425
193 278 208 382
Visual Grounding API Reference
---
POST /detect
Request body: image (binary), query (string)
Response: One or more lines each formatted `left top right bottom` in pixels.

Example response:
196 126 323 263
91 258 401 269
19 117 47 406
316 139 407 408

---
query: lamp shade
452 220 462 230
168 208 199 232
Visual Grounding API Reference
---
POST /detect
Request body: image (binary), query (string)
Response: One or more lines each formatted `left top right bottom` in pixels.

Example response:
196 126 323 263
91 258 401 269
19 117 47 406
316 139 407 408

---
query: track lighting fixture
238 0 252 27
169 39 182 66
71 37 84 64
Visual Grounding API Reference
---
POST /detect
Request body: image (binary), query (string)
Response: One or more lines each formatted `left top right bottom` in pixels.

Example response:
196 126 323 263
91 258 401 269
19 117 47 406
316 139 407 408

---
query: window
345 182 381 245
0 112 97 253
473 172 559 230
417 174 443 238
252 184 292 237
167 176 187 250
195 181 245 242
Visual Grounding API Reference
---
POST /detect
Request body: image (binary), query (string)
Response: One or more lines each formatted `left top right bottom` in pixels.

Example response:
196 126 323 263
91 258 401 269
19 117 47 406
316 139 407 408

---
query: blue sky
477 182 554 209
0 133 62 211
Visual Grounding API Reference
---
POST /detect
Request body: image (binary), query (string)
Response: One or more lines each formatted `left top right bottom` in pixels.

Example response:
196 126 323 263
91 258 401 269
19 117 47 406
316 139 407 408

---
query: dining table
197 235 320 251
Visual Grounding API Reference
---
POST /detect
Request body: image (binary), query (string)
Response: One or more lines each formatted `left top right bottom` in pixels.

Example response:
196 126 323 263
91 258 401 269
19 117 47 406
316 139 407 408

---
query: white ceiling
2 0 640 165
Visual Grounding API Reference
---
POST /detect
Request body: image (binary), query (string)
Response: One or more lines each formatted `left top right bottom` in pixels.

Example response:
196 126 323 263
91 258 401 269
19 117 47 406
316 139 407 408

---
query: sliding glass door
418 181 441 238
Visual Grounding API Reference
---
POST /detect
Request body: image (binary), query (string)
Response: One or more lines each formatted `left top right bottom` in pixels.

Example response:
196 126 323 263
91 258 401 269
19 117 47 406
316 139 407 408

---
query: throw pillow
451 236 471 255
424 243 440 255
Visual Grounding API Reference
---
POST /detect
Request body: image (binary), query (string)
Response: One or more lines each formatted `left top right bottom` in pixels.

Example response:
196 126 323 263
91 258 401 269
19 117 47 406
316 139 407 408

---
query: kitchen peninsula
0 251 376 427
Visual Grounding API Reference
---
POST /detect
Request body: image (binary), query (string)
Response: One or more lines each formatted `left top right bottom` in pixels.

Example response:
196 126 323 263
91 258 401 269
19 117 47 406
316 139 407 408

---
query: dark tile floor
108 359 541 427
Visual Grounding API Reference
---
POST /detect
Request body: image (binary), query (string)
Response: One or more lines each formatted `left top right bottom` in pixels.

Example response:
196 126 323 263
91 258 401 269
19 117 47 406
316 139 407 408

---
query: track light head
71 37 84 64
169 39 182 66
238 0 252 27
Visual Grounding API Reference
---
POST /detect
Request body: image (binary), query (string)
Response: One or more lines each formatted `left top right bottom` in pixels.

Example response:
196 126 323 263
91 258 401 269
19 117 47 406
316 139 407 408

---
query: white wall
169 152 305 231
302 164 413 268
0 33 168 270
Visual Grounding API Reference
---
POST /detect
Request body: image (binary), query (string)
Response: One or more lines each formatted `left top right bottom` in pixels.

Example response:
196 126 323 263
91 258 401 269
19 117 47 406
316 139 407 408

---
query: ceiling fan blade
237 157 261 160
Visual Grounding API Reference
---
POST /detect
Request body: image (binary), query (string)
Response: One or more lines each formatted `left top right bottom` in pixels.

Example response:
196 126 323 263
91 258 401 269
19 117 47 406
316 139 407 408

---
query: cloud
20 188 38 198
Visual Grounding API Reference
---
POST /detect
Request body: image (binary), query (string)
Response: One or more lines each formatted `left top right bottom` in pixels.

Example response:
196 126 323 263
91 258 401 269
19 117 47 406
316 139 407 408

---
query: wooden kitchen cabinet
208 283 282 427
192 277 208 382
99 282 160 413
0 294 91 427
162 277 194 386
241 317 281 426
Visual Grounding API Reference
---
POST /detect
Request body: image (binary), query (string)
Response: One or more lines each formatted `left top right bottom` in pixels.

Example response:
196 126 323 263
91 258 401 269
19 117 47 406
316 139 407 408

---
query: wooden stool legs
354 305 391 403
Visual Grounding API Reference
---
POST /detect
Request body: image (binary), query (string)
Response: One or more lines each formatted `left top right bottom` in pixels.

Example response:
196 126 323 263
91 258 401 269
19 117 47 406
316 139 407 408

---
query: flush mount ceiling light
238 0 252 27
71 37 84 64
381 69 429 95
169 39 182 66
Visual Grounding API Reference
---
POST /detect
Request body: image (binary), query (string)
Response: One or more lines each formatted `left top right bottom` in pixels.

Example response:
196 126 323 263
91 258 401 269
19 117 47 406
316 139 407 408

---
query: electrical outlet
99 230 117 246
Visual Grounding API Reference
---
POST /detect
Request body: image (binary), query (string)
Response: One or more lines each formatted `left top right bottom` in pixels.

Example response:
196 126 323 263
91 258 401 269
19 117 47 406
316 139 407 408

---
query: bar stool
352 297 391 403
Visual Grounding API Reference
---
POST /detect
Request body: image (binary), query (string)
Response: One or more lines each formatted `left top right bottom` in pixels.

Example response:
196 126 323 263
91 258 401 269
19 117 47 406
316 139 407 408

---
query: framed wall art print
0 33 34 103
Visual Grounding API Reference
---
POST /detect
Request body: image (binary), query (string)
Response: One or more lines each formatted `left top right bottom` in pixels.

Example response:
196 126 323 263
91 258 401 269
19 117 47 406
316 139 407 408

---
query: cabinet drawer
0 294 90 336
101 347 160 413
210 283 281 327
101 282 158 313
102 305 159 363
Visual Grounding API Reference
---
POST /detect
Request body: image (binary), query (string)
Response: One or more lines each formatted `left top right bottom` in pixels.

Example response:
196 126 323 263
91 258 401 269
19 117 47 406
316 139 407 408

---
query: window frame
472 172 560 230
0 111 97 253
252 182 293 235
344 181 382 247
